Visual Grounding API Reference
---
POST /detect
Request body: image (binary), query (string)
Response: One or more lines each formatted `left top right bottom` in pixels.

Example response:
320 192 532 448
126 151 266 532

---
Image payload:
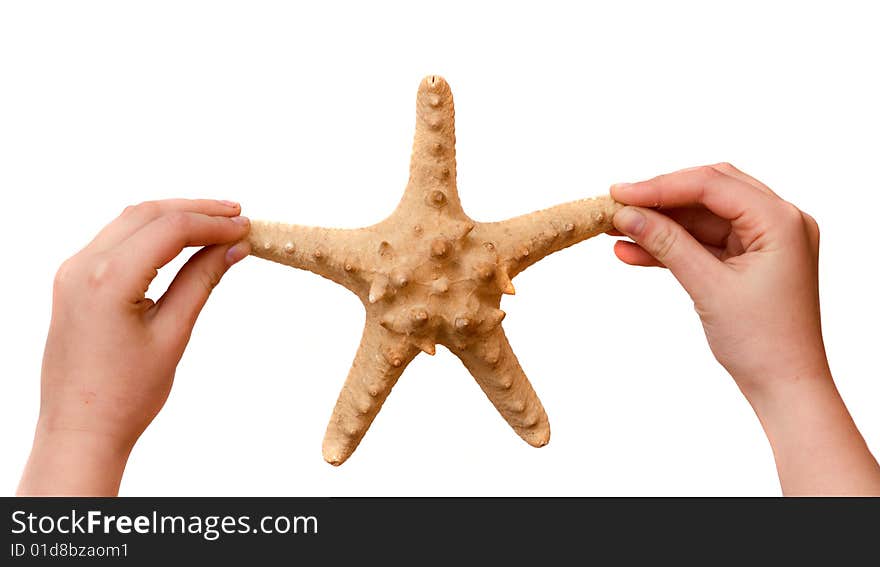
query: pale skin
610 163 880 496
17 166 880 495
17 199 252 495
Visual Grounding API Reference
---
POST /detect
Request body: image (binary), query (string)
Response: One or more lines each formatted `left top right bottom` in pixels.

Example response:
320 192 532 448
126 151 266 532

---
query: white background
1 1 878 496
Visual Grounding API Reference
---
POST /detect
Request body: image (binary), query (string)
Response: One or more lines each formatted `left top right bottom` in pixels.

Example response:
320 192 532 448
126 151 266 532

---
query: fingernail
230 215 250 227
225 241 250 266
613 206 646 236
610 182 632 190
219 200 240 208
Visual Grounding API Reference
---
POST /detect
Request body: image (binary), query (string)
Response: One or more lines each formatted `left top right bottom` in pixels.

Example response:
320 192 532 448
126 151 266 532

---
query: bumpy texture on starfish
248 75 621 465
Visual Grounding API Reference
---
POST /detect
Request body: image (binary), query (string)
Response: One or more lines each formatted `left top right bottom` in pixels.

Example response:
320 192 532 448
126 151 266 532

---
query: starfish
247 75 620 465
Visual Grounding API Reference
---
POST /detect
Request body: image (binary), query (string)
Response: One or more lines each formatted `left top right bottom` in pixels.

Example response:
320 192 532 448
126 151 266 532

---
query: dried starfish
248 75 621 465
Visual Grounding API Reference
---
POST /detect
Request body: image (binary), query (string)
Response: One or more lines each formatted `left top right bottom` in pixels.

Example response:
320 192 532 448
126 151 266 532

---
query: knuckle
801 211 820 243
133 200 159 217
53 257 78 292
163 211 191 232
691 165 723 191
775 202 817 244
200 269 223 293
802 211 820 232
711 161 736 174
697 164 722 179
138 200 159 213
779 201 803 223
86 254 117 291
647 226 678 261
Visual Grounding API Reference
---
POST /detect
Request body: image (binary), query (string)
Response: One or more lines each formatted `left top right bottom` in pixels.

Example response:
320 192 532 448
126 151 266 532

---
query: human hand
18 199 251 495
610 163 824 392
609 163 880 495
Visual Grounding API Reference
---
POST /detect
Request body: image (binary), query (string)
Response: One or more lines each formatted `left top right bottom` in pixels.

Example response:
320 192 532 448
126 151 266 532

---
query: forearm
17 424 131 496
744 373 880 496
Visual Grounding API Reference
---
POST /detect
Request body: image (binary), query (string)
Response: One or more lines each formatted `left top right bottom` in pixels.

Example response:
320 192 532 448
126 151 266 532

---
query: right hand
609 163 826 395
609 164 880 496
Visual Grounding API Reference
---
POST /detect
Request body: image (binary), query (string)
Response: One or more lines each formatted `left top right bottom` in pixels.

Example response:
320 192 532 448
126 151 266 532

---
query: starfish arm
451 327 550 448
478 195 622 278
394 75 467 219
247 220 370 294
322 320 420 465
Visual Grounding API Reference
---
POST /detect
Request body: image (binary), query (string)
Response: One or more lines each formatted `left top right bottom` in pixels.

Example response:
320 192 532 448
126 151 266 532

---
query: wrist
731 352 833 407
740 368 835 415
17 420 134 496
734 368 880 495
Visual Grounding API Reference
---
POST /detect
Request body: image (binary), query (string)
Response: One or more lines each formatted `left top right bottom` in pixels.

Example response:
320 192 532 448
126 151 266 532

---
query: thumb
613 206 722 295
154 240 251 339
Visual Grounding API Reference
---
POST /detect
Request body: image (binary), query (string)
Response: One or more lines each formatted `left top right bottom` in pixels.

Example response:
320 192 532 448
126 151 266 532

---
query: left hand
18 199 250 495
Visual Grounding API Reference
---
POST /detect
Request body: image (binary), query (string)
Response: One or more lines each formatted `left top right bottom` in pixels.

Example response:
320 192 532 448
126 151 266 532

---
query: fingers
89 199 241 252
612 206 724 295
664 207 733 248
610 165 773 222
614 239 726 267
614 240 663 267
613 206 734 249
708 162 778 197
154 240 251 339
115 213 250 296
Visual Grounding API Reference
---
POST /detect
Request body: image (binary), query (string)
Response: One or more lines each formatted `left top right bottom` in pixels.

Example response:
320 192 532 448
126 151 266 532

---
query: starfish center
369 216 508 356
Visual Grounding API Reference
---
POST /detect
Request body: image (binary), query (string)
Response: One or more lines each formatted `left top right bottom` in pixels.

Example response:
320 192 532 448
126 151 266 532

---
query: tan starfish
247 75 620 465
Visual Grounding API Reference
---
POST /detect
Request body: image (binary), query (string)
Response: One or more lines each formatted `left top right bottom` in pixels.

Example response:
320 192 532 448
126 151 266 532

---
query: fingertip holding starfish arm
480 195 623 278
246 221 372 294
